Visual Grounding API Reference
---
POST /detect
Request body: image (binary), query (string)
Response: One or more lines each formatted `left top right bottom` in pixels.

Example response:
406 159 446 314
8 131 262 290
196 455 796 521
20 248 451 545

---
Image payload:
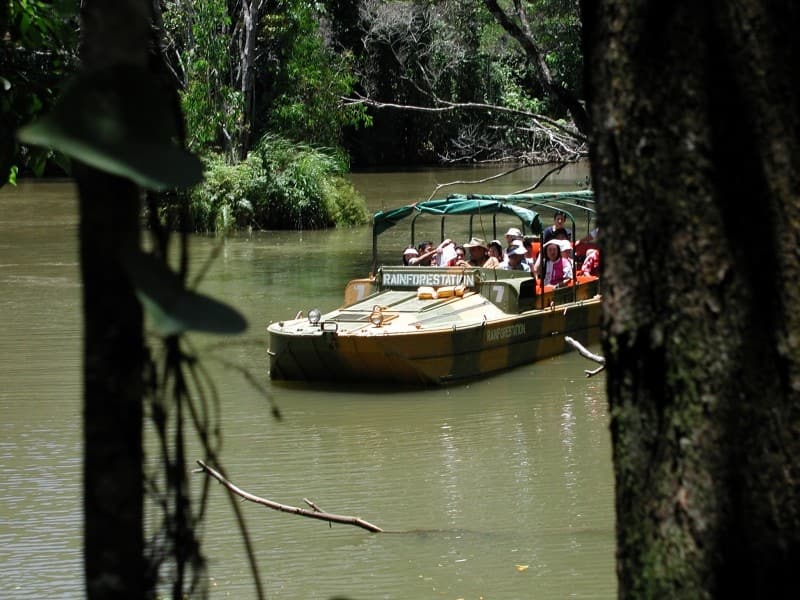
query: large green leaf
124 250 247 336
17 64 203 191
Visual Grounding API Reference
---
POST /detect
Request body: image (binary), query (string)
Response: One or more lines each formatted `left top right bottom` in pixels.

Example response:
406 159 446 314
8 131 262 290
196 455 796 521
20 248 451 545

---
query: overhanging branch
565 336 606 377
195 460 384 533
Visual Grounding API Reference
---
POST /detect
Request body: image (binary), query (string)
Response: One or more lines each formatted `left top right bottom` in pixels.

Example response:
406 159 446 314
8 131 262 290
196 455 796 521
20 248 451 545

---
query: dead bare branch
511 162 573 194
343 93 585 142
565 336 606 377
425 163 535 200
195 460 384 533
482 0 590 134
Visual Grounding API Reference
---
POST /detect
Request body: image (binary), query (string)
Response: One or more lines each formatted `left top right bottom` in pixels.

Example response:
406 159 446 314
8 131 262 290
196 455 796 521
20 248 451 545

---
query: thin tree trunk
483 0 590 134
237 0 258 160
582 1 800 597
78 168 146 598
78 1 150 597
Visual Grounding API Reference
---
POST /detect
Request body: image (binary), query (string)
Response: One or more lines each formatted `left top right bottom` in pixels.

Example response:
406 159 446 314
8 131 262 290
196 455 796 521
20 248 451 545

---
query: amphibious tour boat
267 191 601 385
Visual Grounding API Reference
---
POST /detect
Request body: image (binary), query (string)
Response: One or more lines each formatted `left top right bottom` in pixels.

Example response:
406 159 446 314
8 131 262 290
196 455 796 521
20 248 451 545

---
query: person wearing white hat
534 238 573 285
504 227 523 256
558 238 574 270
402 246 419 265
579 247 600 277
499 243 530 272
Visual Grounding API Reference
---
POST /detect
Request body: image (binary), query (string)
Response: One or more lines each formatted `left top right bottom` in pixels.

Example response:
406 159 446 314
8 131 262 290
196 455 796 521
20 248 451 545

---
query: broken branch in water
565 335 606 377
194 460 383 533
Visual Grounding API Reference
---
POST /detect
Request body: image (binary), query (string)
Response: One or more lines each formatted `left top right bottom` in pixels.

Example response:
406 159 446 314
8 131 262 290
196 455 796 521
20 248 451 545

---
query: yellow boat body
268 266 601 385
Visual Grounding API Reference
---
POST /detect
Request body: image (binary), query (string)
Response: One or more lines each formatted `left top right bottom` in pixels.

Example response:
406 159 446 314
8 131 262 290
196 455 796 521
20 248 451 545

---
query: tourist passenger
435 239 458 266
542 211 572 244
406 241 438 266
504 227 523 256
579 248 601 277
499 244 530 272
560 239 574 268
414 241 436 265
534 239 573 286
575 226 600 261
402 246 419 265
457 237 489 267
484 240 503 269
522 237 539 270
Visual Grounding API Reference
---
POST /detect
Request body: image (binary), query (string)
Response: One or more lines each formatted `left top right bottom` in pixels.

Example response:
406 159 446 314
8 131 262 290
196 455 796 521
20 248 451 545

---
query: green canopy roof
450 191 596 222
373 196 543 237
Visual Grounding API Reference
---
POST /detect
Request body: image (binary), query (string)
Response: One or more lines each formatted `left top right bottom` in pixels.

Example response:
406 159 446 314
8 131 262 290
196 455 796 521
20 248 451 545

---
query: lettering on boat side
485 323 526 342
382 272 475 288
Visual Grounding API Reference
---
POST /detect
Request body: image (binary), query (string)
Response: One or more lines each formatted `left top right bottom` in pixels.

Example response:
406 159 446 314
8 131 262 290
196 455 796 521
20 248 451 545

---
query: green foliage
181 135 368 231
529 0 583 97
349 0 584 163
3 0 78 183
162 0 367 158
265 4 371 146
162 0 241 156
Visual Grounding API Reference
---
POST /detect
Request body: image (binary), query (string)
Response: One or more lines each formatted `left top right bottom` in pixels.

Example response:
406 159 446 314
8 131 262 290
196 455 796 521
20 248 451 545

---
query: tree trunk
582 1 800 597
78 1 150 597
237 0 258 160
78 169 146 598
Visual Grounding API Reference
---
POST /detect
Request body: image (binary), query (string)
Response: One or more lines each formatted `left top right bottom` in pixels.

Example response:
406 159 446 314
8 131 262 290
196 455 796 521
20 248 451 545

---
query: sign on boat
267 190 601 385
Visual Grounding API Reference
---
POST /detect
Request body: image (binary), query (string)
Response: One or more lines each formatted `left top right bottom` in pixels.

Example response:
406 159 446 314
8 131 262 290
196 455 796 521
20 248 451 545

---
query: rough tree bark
78 1 149 597
582 1 800 597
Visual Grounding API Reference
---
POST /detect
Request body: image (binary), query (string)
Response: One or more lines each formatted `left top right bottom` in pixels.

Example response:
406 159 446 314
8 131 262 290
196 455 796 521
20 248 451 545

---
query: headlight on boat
308 308 322 325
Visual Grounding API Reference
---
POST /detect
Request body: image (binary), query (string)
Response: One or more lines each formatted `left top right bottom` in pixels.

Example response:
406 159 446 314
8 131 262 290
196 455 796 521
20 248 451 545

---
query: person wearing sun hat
534 238 574 285
458 237 489 267
499 243 530 272
504 227 523 256
402 246 419 265
579 247 600 277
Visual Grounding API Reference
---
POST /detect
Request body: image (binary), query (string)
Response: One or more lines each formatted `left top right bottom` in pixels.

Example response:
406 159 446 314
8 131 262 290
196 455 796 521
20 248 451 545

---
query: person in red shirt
579 248 600 277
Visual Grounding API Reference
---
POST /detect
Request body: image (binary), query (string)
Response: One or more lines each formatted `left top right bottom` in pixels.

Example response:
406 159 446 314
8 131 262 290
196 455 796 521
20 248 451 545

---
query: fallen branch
565 335 606 377
195 460 383 533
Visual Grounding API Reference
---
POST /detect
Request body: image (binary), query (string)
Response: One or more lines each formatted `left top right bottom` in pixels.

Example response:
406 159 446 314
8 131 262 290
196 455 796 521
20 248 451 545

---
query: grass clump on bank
181 136 368 232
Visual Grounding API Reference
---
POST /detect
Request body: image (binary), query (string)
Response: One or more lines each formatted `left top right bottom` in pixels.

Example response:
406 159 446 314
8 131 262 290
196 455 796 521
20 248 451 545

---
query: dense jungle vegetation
5 3 800 599
2 0 585 229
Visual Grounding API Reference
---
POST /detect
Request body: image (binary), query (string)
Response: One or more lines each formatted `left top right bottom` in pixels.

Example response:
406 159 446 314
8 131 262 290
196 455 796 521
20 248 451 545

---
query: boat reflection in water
268 191 601 385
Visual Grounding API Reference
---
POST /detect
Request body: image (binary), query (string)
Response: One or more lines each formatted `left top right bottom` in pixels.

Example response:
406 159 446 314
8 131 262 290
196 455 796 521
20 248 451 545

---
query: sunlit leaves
8 0 76 49
184 135 368 231
163 0 367 157
268 4 370 146
163 0 240 155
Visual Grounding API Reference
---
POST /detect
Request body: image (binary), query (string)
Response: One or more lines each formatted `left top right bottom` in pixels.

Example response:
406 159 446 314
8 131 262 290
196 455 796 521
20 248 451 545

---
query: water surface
0 170 614 599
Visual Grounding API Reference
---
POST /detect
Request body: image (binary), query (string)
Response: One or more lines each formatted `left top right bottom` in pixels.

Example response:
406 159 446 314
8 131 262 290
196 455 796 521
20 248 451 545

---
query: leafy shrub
178 135 368 232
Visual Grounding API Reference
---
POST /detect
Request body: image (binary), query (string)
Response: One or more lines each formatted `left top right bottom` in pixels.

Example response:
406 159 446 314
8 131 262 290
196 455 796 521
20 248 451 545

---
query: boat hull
268 296 601 385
